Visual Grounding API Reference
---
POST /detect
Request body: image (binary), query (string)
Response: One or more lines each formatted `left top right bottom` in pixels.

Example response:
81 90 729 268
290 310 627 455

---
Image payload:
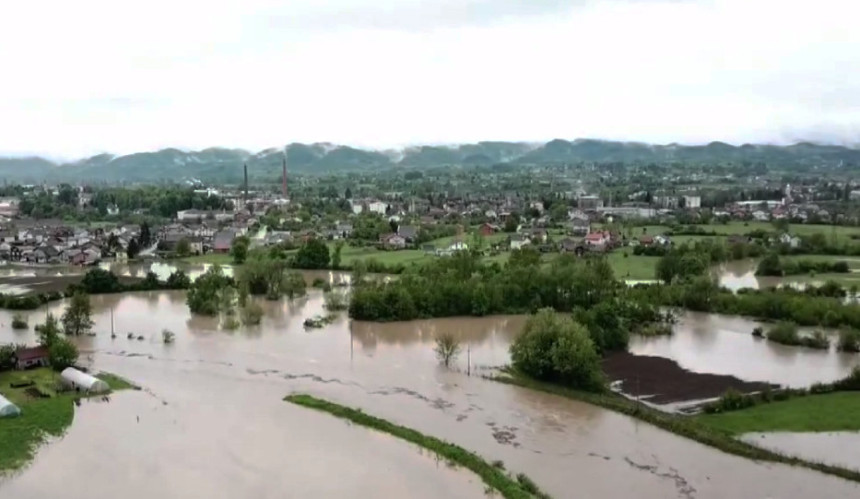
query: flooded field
741 432 860 473
630 311 860 388
1 287 859 497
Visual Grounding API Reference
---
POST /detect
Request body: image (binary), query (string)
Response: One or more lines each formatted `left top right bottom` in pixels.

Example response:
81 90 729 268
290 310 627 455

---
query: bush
767 322 800 345
834 367 860 391
800 330 830 350
510 308 605 392
241 302 264 325
838 329 860 352
311 277 327 289
751 326 764 338
323 292 348 311
434 333 461 368
703 388 757 414
49 337 79 371
11 313 28 330
637 323 673 337
162 329 175 344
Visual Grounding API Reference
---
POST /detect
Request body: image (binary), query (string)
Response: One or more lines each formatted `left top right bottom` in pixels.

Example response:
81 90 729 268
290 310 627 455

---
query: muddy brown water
0 287 859 497
631 311 860 388
740 432 860 473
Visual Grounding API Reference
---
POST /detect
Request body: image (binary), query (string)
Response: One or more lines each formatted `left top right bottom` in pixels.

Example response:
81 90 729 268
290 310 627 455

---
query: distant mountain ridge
2 139 859 183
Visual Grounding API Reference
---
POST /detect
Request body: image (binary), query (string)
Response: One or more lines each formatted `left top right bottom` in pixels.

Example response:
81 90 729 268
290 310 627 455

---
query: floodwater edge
284 393 552 499
489 369 860 485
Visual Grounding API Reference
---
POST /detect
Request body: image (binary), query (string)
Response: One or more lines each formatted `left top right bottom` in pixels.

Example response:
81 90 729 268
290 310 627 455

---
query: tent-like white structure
0 393 21 418
60 368 110 394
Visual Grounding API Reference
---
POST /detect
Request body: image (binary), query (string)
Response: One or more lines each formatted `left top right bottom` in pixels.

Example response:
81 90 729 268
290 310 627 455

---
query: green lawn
606 251 659 281
0 368 133 473
698 392 860 434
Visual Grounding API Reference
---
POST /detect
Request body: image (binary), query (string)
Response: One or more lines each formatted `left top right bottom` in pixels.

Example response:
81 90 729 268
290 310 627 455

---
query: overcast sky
1 0 858 159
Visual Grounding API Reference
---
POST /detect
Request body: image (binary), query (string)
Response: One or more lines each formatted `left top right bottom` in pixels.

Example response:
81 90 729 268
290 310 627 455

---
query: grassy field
0 368 133 473
698 392 860 434
606 251 659 281
285 394 549 499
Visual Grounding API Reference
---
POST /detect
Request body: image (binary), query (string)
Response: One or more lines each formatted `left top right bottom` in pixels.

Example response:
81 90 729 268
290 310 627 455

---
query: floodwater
1 288 859 498
631 311 860 388
741 432 860 472
716 259 860 292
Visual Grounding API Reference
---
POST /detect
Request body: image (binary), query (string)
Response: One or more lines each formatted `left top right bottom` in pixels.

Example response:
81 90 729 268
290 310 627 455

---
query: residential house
478 223 498 237
683 195 701 209
395 225 417 243
779 233 802 249
368 201 388 215
570 218 590 236
639 235 655 246
559 238 581 253
529 228 548 243
578 195 603 210
584 231 610 248
380 233 407 250
510 234 530 251
336 223 354 238
448 241 468 252
176 209 209 222
752 210 769 222
107 204 120 216
0 230 16 243
14 346 49 370
0 197 20 217
213 230 237 253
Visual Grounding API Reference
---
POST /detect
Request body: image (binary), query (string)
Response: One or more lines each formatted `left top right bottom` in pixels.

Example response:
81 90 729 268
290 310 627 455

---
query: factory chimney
243 163 249 203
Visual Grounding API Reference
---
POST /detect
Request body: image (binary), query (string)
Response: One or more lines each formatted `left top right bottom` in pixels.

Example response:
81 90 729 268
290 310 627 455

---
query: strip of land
284 393 550 499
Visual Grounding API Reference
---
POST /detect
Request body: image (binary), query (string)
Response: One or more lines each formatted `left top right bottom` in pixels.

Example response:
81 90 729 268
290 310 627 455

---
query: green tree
294 239 330 269
62 292 95 336
283 271 307 299
127 237 141 259
231 236 250 264
187 265 232 315
510 309 605 392
36 313 62 347
434 332 461 368
504 215 519 233
756 252 783 276
11 313 28 330
550 203 568 223
176 238 192 257
332 241 344 270
166 270 192 289
508 248 541 268
139 221 152 247
49 337 79 371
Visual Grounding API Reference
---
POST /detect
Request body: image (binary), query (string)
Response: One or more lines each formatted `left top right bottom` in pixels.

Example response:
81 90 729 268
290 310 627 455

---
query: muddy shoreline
602 352 778 404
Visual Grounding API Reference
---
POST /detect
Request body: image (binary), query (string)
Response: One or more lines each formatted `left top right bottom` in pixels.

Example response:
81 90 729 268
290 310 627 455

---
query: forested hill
3 139 860 183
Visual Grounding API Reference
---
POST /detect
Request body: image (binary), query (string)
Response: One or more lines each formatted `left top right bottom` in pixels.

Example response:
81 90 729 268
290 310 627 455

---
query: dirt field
602 352 777 404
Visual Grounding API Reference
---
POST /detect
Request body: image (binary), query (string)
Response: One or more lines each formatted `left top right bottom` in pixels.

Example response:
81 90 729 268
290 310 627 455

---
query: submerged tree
62 292 95 336
49 337 79 371
434 332 461 368
36 313 62 347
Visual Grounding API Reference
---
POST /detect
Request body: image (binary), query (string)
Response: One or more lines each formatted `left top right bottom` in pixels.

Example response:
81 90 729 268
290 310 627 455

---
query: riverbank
491 370 860 484
0 368 135 473
285 393 550 499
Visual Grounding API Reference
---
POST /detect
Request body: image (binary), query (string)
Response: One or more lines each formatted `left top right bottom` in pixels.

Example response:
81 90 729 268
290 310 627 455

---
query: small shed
0 393 21 418
15 346 50 370
60 368 110 394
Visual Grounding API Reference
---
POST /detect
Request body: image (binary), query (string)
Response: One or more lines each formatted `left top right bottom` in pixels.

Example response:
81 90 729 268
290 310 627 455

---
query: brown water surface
1 289 859 498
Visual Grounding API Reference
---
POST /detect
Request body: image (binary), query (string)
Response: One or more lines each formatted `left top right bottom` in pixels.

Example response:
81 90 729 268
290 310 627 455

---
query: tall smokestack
243 163 248 203
282 151 288 199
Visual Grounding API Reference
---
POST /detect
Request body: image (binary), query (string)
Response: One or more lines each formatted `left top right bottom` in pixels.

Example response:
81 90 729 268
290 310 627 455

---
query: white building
60 368 110 393
683 196 701 209
368 201 388 215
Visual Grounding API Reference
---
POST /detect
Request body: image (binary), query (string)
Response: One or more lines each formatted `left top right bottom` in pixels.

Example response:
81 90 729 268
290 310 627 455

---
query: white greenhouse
0 393 21 418
60 368 110 394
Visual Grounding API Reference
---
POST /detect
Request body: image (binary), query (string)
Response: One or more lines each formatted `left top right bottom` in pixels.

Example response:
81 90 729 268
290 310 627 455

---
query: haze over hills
2 139 860 184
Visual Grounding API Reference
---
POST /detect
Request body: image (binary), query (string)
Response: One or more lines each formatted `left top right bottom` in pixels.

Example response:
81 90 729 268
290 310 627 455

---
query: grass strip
698 392 860 434
491 370 860 484
0 368 134 474
284 393 551 499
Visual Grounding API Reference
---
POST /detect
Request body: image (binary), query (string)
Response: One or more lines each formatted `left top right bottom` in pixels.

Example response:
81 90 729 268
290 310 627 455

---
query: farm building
60 368 110 393
14 346 49 370
0 393 21 418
